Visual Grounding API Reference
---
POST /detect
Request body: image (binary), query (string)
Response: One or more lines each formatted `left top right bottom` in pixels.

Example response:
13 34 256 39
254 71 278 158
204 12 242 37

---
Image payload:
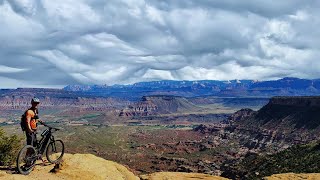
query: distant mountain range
64 77 320 99
1 77 319 103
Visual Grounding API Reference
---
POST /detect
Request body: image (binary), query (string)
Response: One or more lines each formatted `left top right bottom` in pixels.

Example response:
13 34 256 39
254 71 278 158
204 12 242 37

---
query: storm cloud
0 0 319 88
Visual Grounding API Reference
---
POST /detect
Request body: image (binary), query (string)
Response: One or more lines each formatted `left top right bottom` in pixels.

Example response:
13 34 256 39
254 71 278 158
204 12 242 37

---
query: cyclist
25 97 43 147
24 97 47 164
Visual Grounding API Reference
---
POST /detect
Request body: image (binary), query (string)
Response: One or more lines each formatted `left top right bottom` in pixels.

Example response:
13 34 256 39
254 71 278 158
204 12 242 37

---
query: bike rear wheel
16 145 37 175
46 139 65 163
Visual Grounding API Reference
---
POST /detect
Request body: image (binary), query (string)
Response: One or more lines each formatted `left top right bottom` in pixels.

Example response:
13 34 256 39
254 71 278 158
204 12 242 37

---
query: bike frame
36 128 56 155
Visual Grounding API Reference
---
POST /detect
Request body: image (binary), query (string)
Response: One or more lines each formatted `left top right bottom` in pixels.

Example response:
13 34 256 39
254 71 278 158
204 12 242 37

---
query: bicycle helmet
31 97 40 104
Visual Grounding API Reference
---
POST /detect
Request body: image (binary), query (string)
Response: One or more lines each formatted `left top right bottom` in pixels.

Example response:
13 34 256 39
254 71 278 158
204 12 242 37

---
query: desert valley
1 78 320 179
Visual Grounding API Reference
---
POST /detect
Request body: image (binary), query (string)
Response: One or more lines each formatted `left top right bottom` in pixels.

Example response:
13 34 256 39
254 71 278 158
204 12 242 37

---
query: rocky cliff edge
0 154 226 180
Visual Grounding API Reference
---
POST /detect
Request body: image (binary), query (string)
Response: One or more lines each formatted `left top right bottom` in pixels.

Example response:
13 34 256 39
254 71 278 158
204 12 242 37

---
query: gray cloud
0 0 319 88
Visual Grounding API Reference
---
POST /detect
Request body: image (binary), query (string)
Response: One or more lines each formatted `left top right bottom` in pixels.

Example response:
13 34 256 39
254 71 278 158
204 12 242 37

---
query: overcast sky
0 0 319 88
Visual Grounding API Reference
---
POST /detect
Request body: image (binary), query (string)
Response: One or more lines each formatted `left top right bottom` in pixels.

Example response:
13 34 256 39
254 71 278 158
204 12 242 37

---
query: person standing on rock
21 97 49 165
22 97 43 147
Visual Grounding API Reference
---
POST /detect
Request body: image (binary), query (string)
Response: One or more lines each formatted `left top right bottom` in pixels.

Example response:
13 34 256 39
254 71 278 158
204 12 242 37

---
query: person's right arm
26 110 34 133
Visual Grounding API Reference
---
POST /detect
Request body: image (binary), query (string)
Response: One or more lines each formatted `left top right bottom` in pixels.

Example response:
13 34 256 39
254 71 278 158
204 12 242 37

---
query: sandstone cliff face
119 95 200 117
119 97 158 116
232 96 320 141
0 88 129 110
0 96 124 110
254 96 320 132
227 108 256 122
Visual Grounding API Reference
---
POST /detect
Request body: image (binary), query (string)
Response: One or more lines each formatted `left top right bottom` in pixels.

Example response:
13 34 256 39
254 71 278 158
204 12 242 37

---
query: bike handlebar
40 121 60 131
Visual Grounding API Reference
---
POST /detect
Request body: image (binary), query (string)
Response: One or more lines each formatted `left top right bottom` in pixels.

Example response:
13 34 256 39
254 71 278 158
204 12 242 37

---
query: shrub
0 128 22 166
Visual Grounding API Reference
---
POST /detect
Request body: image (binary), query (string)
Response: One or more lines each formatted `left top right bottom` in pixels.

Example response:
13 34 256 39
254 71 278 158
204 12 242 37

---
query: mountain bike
16 123 65 175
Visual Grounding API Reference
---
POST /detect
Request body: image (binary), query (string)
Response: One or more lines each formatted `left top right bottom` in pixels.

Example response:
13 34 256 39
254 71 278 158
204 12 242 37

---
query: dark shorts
26 131 37 147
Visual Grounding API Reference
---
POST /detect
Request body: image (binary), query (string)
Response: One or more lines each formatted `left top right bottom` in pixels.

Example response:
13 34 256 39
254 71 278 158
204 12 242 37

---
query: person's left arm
37 119 44 124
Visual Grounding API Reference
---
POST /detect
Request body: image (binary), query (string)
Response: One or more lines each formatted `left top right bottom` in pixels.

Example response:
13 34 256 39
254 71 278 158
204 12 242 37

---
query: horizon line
0 77 318 90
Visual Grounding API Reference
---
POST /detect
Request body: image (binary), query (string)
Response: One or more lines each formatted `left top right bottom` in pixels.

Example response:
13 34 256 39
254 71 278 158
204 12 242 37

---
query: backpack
20 108 38 131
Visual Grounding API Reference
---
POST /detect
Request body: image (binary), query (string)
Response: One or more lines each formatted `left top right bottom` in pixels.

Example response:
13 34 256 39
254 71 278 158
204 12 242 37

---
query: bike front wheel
46 139 65 163
16 145 37 175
